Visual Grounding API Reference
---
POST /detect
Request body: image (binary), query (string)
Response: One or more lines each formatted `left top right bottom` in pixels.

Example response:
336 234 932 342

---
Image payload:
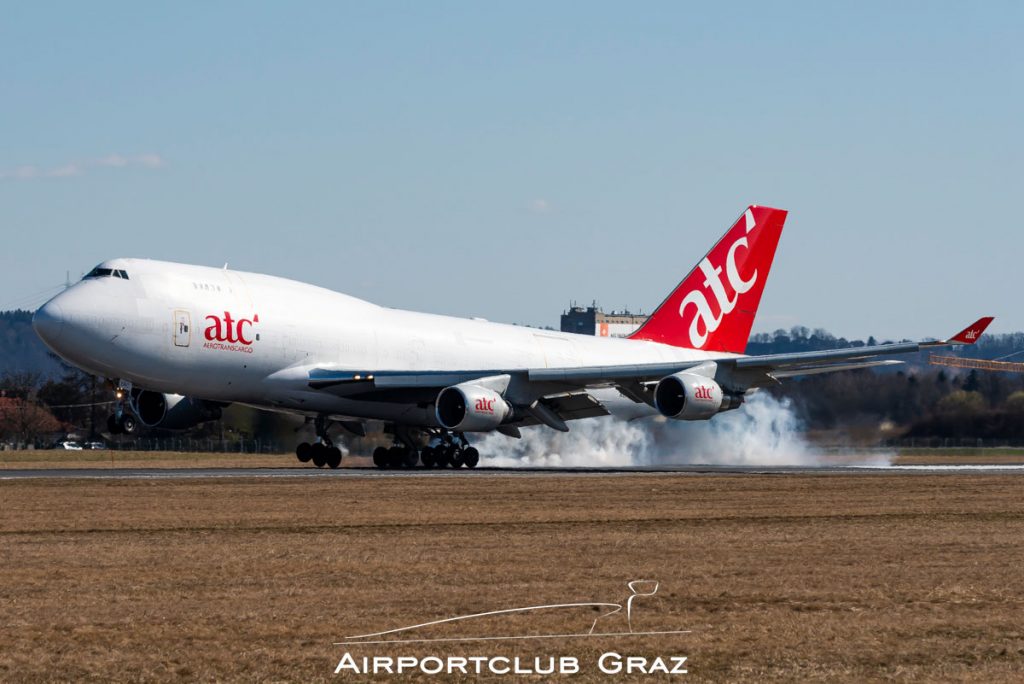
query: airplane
32 205 993 469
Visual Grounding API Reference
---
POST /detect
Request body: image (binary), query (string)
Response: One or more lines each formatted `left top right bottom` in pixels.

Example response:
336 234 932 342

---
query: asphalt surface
3 464 1024 480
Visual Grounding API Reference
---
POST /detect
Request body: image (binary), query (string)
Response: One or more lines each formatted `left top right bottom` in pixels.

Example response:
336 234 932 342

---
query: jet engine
134 391 223 430
653 372 741 420
436 384 512 432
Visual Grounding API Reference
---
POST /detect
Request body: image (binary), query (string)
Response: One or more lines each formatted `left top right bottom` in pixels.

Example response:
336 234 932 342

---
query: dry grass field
0 449 292 470
2 468 1024 682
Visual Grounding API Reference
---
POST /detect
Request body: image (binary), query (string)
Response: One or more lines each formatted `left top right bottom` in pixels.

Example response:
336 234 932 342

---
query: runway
4 463 1024 480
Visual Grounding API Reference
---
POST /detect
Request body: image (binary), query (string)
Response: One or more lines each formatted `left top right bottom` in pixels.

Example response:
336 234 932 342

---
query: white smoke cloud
476 393 889 468
480 412 648 468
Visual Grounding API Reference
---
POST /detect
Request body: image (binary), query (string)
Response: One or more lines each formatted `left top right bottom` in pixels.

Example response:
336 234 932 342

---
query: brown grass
892 449 1024 465
2 472 1024 681
0 449 290 469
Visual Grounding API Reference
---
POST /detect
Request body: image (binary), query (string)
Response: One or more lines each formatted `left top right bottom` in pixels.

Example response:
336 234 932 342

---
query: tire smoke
477 393 882 467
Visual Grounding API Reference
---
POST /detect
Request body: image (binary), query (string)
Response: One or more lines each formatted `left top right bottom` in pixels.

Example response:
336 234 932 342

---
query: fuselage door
173 310 192 347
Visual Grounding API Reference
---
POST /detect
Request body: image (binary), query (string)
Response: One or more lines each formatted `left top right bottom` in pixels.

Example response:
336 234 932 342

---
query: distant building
560 303 649 338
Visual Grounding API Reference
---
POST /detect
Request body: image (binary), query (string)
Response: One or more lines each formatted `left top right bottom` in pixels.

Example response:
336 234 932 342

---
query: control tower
560 303 649 338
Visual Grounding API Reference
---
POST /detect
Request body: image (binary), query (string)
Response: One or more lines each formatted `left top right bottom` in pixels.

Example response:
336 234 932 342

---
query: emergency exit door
173 310 192 347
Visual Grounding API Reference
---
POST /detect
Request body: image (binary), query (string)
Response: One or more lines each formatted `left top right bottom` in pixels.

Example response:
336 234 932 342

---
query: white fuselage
34 258 728 426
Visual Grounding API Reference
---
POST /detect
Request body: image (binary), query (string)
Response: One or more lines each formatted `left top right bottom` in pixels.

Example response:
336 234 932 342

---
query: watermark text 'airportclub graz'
334 652 687 676
334 580 689 676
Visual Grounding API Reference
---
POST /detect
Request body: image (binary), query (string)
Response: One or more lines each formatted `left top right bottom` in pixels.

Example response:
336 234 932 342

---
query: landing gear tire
107 414 123 435
387 446 405 469
296 442 313 463
120 414 137 435
403 448 419 469
373 446 389 469
463 446 480 469
311 444 327 468
326 446 342 469
446 445 463 468
421 446 436 468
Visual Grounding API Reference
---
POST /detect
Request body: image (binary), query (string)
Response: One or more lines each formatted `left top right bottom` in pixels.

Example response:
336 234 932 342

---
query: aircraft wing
530 317 994 391
304 317 993 427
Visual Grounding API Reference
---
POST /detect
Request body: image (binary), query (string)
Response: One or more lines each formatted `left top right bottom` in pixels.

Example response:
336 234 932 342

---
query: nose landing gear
106 413 138 435
106 381 138 435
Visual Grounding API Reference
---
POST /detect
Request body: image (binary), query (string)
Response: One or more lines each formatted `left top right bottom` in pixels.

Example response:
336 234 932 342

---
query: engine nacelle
436 384 512 432
653 372 737 421
134 391 223 430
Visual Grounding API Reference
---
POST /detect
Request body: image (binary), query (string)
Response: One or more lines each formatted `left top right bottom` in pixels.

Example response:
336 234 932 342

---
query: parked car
85 441 108 450
54 441 83 450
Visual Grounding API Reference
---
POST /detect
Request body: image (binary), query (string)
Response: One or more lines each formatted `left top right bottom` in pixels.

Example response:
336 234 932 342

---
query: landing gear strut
295 415 343 469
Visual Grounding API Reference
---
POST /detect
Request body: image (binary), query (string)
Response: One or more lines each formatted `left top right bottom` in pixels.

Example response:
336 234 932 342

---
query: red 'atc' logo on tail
629 205 788 353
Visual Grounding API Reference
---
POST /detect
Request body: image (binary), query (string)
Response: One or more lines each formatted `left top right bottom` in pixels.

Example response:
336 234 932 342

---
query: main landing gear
373 432 479 470
295 415 343 469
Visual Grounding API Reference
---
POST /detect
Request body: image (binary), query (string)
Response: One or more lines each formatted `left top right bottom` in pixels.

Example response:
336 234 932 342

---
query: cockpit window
84 267 129 280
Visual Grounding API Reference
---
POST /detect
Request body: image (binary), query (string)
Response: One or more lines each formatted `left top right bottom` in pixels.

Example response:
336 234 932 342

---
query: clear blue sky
1 2 1020 340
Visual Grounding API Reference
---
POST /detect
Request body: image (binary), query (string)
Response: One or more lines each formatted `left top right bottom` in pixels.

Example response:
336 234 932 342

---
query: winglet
947 317 994 345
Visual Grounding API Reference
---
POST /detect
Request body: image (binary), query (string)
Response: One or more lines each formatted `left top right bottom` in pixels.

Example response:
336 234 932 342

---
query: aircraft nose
33 298 65 345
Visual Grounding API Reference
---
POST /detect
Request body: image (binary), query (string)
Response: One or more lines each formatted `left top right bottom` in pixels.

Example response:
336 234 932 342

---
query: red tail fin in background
629 205 788 353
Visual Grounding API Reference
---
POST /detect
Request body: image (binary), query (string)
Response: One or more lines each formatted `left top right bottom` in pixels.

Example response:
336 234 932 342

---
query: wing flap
770 359 904 378
543 391 609 420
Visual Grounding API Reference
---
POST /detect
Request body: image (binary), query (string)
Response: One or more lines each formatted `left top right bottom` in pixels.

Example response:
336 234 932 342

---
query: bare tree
0 372 61 448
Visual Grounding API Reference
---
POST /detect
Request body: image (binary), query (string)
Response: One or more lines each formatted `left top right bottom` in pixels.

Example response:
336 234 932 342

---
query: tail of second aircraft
629 205 788 353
